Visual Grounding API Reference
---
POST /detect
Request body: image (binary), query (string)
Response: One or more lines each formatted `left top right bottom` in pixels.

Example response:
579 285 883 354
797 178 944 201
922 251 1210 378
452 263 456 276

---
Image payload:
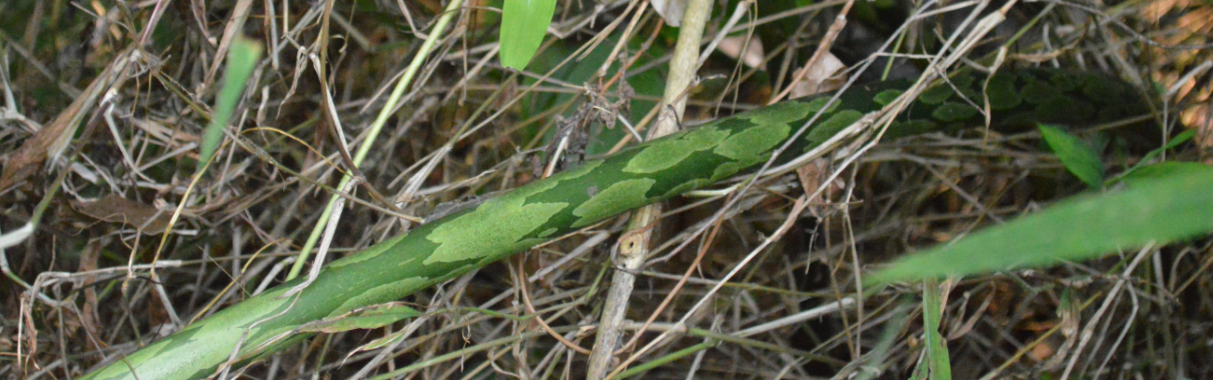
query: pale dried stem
586 0 714 378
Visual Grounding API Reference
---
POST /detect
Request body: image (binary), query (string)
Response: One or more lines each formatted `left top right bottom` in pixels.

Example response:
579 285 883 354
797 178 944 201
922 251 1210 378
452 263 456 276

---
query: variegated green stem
80 70 1155 380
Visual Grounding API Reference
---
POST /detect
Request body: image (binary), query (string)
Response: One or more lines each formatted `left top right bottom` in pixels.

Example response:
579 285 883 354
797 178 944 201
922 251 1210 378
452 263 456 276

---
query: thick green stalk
80 70 1154 380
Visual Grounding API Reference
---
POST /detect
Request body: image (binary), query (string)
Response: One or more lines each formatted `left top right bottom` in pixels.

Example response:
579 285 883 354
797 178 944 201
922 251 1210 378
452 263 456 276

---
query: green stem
79 69 1154 380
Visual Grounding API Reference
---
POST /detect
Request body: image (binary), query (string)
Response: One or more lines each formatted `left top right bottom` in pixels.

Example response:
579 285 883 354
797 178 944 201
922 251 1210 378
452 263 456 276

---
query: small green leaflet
500 0 557 70
1039 124 1104 189
870 165 1213 283
198 36 261 173
1108 129 1195 186
910 280 952 380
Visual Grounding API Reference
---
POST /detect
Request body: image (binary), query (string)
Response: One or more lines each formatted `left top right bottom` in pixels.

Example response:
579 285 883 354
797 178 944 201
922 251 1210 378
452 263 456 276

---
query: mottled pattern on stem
81 70 1155 380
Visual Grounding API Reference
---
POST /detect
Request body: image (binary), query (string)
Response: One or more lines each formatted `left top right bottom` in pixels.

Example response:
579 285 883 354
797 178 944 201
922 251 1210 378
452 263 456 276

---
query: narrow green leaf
299 303 421 333
1108 129 1195 185
871 166 1213 283
500 0 557 70
1039 124 1104 188
1117 162 1212 189
920 281 952 380
1148 129 1195 161
198 36 262 172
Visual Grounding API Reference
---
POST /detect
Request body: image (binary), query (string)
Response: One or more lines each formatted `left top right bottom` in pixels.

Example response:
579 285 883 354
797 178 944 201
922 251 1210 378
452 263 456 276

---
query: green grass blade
500 0 557 70
1039 124 1104 188
919 281 952 380
197 36 261 172
1117 161 1212 188
1107 129 1195 186
870 166 1213 284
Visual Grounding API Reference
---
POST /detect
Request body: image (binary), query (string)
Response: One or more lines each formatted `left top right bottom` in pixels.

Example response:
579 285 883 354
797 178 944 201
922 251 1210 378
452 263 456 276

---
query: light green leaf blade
871 166 1213 283
500 0 557 70
921 281 952 380
1039 124 1104 188
198 36 261 172
1117 162 1212 189
1108 129 1195 186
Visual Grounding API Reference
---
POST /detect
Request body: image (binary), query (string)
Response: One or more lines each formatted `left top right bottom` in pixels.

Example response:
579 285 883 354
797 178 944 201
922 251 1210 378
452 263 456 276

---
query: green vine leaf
500 0 557 70
1039 124 1104 188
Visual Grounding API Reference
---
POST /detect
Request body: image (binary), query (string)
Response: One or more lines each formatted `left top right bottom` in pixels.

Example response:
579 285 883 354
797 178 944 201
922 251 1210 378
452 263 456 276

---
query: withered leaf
0 47 139 191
